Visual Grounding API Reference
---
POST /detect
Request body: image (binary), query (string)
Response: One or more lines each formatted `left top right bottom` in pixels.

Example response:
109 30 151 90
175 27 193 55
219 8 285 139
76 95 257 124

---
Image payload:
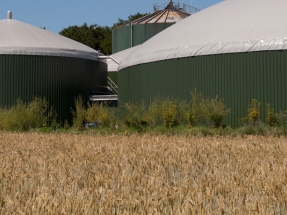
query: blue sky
0 0 223 33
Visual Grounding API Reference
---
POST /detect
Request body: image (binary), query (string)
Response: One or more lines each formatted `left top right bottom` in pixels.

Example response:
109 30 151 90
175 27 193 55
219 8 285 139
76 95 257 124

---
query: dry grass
1 133 287 214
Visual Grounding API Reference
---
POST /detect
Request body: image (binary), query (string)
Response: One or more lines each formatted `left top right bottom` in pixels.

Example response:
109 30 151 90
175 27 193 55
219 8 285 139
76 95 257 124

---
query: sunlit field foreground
1 133 287 214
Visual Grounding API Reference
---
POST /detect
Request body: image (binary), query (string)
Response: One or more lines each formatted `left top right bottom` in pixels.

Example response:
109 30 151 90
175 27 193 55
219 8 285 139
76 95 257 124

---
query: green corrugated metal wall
118 51 287 127
112 26 131 54
108 72 118 86
112 23 174 53
0 55 107 123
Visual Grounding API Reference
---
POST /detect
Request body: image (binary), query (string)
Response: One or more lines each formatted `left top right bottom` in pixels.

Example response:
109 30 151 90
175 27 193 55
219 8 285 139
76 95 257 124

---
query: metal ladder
107 76 118 95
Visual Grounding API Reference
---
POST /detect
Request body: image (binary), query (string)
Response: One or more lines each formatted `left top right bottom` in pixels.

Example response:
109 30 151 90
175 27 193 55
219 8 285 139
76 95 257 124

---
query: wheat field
0 132 287 214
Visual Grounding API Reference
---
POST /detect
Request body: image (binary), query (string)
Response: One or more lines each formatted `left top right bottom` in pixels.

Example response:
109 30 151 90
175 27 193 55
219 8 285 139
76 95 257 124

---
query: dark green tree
128 12 149 21
113 18 126 27
59 12 148 55
113 12 149 27
59 23 112 55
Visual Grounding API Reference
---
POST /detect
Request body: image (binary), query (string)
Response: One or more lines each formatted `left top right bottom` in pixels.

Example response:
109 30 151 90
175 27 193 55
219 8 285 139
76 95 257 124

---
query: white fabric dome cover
0 19 99 60
107 46 140 72
119 0 287 70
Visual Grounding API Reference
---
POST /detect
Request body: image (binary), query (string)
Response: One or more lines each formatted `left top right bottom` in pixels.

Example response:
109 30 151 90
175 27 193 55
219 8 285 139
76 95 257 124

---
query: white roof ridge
0 19 99 61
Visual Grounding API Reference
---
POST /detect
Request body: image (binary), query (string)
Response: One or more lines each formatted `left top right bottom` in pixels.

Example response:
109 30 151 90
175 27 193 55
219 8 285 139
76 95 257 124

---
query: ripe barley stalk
0 132 287 214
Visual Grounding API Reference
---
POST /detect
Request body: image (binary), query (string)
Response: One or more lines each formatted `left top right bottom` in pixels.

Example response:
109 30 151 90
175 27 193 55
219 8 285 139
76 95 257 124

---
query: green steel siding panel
132 25 145 48
108 72 118 86
113 23 174 53
279 51 285 111
112 26 131 54
0 55 107 123
132 23 174 47
118 50 287 127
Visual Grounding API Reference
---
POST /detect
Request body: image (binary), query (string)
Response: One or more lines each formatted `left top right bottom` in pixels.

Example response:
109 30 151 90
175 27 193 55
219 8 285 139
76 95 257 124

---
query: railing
107 76 118 95
153 2 200 14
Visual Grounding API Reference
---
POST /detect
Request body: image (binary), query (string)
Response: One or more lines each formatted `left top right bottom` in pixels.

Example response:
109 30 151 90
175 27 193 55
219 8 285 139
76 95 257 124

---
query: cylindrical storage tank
112 0 190 53
0 14 107 123
119 0 287 127
107 45 139 85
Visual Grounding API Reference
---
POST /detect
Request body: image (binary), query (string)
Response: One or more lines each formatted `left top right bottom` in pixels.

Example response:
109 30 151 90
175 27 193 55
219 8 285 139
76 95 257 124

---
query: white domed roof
119 0 287 70
0 19 99 61
108 46 140 72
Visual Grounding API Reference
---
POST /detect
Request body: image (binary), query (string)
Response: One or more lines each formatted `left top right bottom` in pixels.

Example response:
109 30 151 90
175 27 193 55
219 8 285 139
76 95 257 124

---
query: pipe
7 11 12 19
131 22 133 48
97 55 119 65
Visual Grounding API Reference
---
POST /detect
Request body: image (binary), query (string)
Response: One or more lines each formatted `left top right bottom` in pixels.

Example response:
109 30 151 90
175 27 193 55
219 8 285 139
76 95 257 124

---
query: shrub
64 119 70 130
161 99 179 128
27 97 54 128
86 102 117 128
285 110 287 125
71 96 86 129
204 96 230 128
266 104 278 126
178 100 190 125
190 90 205 125
0 97 53 131
239 121 267 136
190 91 230 128
247 99 261 125
186 109 195 126
278 111 286 127
145 97 162 128
71 97 117 129
50 117 61 131
200 127 213 137
121 102 148 130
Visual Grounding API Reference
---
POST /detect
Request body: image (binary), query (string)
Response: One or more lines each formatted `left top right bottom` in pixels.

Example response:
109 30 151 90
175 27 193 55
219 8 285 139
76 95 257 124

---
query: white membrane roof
108 46 140 72
119 0 287 70
0 19 99 61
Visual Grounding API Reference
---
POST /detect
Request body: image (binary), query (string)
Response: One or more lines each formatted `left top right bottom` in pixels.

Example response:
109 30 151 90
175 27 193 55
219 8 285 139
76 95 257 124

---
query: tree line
59 12 148 55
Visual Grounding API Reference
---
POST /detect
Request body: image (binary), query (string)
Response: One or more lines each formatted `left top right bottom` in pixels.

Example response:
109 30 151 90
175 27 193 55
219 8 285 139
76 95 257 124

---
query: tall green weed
247 99 261 125
71 96 86 129
0 97 53 131
71 96 117 129
121 102 148 130
86 102 117 128
266 104 278 126
190 91 230 128
161 99 179 128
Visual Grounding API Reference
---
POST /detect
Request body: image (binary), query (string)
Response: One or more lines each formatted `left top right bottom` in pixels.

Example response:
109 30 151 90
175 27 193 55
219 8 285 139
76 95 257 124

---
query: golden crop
0 132 287 214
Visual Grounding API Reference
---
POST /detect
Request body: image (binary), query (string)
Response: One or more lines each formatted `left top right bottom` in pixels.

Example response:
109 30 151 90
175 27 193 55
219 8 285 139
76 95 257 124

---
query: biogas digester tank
118 0 287 127
112 0 190 53
0 12 107 123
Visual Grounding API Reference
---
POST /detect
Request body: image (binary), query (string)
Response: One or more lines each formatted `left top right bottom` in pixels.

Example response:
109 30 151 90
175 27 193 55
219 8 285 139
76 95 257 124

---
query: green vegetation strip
1 93 287 136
